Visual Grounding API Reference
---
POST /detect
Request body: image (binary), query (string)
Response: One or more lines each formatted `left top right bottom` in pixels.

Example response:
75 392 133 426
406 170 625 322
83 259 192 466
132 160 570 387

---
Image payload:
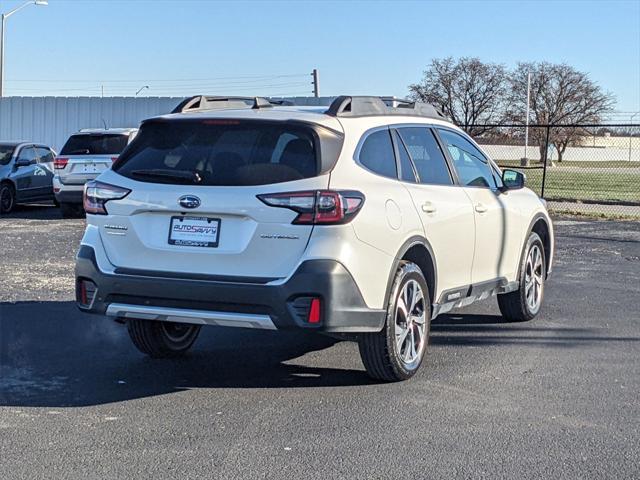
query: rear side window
358 129 397 179
36 147 54 163
61 134 129 155
397 127 452 186
114 120 319 186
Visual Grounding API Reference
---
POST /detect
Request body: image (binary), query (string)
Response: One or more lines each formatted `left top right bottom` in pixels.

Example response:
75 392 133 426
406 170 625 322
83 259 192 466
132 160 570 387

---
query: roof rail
171 96 276 114
326 96 447 120
268 99 295 106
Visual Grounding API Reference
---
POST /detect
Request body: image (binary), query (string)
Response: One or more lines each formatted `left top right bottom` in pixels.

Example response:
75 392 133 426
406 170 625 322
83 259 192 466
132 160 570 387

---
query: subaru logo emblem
178 195 201 209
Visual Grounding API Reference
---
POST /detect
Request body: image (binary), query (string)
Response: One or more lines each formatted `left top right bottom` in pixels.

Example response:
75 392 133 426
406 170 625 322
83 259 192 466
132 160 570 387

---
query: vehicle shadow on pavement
431 313 640 347
0 301 373 408
1 204 62 221
3 302 638 408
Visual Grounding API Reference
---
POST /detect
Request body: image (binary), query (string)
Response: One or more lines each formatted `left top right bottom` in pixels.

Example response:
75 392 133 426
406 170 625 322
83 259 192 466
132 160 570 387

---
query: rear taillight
54 157 68 169
83 180 130 215
257 190 364 225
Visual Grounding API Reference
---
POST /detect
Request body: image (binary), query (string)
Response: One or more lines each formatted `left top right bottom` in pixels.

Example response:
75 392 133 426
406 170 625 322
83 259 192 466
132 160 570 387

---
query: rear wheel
0 183 16 214
127 319 201 358
358 262 431 382
498 232 546 322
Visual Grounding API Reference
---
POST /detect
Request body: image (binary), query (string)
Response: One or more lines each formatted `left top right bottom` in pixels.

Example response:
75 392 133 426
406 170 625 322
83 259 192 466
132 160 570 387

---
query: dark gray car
0 142 56 214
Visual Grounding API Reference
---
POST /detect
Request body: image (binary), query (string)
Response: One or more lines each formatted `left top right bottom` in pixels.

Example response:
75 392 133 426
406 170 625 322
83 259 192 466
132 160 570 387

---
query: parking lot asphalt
1 206 639 479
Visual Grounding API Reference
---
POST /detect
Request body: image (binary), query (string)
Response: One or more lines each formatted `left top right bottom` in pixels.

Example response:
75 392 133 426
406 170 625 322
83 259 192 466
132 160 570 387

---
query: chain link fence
471 124 640 219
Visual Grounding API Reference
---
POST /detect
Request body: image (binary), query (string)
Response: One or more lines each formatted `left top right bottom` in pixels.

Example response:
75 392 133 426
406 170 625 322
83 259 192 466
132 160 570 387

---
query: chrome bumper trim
106 303 277 330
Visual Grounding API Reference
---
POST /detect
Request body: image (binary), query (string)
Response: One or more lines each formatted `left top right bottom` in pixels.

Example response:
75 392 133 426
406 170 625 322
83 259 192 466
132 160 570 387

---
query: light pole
523 71 531 163
630 112 639 162
135 85 149 97
0 0 48 98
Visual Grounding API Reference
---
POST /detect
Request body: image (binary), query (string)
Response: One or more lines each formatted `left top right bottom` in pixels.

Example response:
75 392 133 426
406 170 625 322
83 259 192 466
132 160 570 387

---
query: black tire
498 231 546 322
358 261 431 382
127 319 201 358
0 182 16 214
60 202 83 219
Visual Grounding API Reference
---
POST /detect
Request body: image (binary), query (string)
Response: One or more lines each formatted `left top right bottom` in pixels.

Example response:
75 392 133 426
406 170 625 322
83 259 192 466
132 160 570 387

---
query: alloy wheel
525 244 544 312
0 186 14 213
394 279 427 366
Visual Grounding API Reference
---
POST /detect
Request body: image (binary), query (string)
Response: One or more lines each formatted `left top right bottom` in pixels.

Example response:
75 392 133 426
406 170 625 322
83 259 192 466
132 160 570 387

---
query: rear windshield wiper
66 149 91 155
130 169 202 184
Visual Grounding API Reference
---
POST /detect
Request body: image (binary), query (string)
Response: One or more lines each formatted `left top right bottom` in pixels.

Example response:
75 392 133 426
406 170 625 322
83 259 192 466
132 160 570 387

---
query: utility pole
524 71 531 162
311 69 319 98
0 14 5 97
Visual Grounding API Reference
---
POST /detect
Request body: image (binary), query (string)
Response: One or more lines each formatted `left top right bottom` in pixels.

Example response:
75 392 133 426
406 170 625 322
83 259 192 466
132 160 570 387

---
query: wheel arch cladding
386 237 437 308
530 216 552 278
1 178 15 189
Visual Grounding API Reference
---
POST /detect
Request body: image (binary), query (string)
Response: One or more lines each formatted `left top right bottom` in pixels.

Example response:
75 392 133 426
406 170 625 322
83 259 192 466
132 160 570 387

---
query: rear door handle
422 202 437 213
475 203 488 214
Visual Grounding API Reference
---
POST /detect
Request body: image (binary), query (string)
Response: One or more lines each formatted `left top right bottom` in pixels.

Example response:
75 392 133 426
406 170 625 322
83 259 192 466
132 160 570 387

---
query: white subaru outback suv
75 95 554 382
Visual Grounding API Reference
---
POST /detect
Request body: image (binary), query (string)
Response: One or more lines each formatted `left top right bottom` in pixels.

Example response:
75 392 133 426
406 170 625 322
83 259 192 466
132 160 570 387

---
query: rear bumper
55 189 84 204
53 177 84 204
75 246 385 333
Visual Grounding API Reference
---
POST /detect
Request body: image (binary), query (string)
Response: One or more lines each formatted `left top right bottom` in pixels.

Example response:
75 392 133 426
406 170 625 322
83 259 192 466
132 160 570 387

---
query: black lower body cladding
55 190 83 203
75 246 385 333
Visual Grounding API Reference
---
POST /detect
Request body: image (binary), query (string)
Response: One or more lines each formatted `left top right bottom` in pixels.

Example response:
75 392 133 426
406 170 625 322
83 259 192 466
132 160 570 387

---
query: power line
7 82 314 98
4 73 309 83
9 81 311 93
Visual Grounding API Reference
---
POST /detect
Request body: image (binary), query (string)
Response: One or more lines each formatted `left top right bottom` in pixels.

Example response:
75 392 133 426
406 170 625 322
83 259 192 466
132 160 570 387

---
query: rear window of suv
60 134 129 156
113 120 319 186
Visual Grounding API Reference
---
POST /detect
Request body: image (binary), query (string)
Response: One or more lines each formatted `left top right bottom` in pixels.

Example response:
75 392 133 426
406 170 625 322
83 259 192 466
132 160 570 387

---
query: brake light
257 190 364 225
111 157 119 163
83 181 131 215
202 119 241 125
54 157 68 169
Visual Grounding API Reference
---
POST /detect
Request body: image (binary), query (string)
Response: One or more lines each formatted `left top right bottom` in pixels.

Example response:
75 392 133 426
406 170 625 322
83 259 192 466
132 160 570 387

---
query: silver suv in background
54 128 138 218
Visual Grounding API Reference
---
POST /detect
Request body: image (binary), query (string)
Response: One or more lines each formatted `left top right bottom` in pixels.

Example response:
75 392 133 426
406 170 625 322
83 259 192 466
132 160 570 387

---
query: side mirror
502 169 525 190
14 158 32 168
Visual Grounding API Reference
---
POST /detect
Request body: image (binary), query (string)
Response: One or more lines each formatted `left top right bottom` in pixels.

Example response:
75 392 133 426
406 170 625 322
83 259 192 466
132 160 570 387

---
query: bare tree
507 62 615 162
408 57 507 136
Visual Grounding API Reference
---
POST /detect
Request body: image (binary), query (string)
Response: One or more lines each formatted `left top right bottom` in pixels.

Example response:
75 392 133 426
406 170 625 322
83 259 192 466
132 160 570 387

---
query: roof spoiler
171 96 287 114
326 96 447 120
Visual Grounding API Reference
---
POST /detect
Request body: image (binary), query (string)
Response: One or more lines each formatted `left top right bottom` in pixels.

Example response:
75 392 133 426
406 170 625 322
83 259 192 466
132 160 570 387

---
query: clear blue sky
1 0 639 113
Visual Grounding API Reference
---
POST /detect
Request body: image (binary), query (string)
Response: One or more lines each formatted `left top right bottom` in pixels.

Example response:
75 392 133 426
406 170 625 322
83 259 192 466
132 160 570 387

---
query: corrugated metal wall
0 97 183 152
0 96 334 152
